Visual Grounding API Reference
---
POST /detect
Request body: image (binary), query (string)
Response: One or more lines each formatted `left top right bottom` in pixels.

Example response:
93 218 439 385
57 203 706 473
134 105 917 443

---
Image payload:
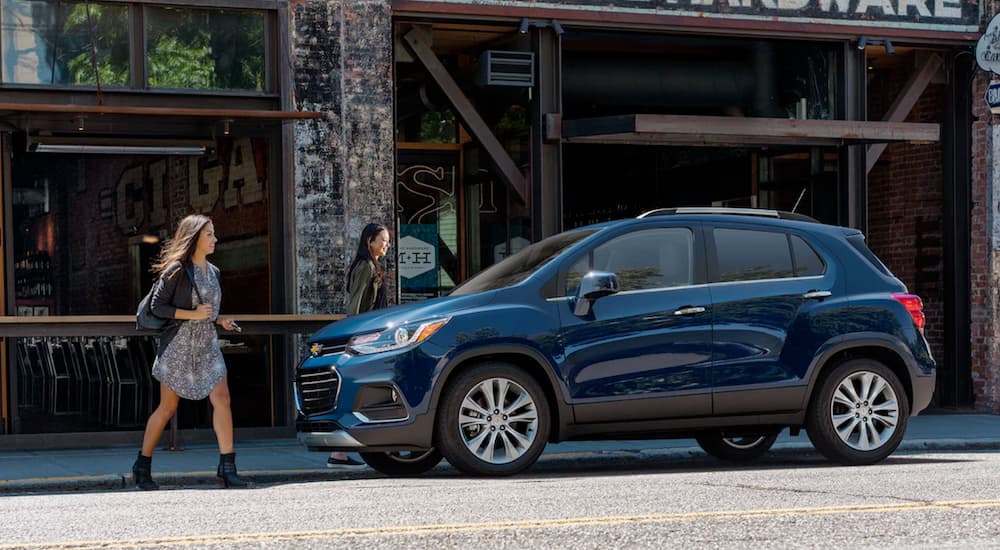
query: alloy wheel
456 377 539 465
829 370 899 451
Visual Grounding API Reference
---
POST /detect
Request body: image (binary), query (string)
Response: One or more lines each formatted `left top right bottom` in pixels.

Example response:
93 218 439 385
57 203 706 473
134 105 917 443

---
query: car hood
308 291 497 342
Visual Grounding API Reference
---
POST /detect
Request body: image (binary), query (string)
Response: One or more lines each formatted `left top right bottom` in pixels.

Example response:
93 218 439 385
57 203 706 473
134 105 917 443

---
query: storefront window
145 6 265 91
9 137 275 434
396 150 461 302
1 0 129 86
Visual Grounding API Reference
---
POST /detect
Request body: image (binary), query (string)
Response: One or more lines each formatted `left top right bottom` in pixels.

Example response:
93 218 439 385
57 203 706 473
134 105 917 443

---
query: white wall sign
977 14 1000 74
398 235 437 279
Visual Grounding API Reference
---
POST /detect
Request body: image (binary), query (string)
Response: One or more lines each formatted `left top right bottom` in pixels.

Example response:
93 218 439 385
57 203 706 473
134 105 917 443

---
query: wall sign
985 81 1000 115
414 0 977 32
398 224 439 300
977 14 1000 74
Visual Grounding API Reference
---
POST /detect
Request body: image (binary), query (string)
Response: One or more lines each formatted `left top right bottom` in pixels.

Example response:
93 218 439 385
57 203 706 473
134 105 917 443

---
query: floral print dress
151 263 226 400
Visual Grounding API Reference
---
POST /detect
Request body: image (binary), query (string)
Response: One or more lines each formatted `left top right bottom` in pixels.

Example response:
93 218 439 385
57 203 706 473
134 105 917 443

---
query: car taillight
891 292 925 334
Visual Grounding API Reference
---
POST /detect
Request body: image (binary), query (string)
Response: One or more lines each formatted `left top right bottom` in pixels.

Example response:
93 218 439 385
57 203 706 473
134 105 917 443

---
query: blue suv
295 208 934 476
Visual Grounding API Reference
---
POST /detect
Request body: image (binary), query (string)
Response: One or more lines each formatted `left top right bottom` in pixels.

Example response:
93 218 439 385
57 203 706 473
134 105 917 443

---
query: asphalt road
2 450 999 549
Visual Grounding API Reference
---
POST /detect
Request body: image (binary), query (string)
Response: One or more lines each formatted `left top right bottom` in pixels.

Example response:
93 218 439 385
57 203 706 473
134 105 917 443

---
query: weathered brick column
972 58 1000 412
289 0 395 314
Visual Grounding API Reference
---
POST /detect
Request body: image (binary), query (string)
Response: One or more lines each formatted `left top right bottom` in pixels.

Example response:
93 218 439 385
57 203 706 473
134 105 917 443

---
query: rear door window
714 228 794 282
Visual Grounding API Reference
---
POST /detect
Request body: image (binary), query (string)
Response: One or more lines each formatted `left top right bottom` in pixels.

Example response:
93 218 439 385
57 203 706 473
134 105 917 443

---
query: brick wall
972 66 1000 413
867 58 947 393
291 0 395 315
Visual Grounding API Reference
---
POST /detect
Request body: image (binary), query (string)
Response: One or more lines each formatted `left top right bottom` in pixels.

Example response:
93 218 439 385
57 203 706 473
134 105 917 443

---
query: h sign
398 235 437 280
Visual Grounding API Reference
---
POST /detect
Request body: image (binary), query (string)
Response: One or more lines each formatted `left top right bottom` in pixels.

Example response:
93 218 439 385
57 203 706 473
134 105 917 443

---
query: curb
3 439 999 495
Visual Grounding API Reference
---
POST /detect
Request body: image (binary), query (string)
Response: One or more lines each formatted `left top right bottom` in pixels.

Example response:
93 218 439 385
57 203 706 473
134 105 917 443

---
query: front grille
314 343 347 356
295 367 340 415
309 338 349 357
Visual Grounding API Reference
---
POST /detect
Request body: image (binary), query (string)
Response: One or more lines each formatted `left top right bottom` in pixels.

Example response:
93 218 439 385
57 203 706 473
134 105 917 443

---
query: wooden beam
563 114 939 147
402 27 528 204
866 53 944 174
0 102 322 120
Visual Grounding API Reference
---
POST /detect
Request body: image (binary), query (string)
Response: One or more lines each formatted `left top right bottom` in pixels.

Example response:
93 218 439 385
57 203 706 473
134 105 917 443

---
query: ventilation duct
476 51 535 87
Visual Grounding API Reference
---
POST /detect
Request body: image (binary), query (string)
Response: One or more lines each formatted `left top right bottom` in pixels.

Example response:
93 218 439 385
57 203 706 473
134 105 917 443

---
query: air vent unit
477 51 534 87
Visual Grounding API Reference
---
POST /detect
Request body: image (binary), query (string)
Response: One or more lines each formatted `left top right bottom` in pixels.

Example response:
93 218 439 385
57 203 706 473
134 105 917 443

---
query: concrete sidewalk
2 413 999 494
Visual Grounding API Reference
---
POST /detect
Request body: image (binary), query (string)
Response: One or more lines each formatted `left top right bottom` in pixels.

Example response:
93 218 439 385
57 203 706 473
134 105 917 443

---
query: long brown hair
152 214 212 277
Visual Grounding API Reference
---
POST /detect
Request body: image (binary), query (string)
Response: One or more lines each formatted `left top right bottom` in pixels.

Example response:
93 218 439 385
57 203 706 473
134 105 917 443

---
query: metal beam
402 27 528 204
866 53 944 174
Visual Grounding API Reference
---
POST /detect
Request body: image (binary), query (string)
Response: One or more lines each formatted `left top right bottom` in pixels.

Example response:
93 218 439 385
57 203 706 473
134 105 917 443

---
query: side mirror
573 271 620 316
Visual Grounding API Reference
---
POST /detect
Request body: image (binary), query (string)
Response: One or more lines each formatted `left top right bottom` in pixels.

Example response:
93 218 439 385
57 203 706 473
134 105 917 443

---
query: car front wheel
360 449 443 476
806 359 909 465
696 432 778 462
435 363 550 476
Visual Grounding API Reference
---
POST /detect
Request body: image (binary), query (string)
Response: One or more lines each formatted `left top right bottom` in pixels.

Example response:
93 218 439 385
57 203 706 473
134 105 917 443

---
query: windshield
451 229 598 295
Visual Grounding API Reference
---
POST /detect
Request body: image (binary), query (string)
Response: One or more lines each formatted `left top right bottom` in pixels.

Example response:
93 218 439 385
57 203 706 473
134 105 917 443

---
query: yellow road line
4 499 1000 549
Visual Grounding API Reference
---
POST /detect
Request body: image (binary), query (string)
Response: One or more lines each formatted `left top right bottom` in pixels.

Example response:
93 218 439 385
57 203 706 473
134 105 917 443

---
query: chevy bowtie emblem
310 343 321 356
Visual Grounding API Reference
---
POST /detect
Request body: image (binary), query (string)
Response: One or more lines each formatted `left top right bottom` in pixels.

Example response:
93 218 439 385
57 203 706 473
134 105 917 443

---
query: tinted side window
564 227 694 294
714 228 793 282
791 235 825 276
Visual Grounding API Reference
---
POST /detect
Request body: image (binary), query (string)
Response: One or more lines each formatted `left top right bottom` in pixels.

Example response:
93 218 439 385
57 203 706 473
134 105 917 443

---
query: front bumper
293 343 444 451
297 430 364 449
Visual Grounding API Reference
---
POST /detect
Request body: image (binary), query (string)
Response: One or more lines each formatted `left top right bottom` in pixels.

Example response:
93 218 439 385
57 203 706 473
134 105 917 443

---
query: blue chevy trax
295 208 934 476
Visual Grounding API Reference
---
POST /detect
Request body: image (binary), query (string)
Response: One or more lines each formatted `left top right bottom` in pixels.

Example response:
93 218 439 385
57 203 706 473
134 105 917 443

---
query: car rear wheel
695 432 778 462
806 359 909 465
435 363 550 476
360 449 443 476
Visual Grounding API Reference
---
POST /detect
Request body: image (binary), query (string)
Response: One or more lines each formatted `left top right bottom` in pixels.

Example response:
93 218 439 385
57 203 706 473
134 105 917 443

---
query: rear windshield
451 229 597 296
846 234 892 276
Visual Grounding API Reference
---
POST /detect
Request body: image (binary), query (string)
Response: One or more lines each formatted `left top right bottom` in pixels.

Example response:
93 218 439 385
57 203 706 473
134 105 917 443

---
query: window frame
0 0 278 95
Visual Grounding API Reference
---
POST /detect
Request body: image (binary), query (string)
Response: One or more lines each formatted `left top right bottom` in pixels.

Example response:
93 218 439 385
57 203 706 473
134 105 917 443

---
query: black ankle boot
132 452 159 491
217 452 254 489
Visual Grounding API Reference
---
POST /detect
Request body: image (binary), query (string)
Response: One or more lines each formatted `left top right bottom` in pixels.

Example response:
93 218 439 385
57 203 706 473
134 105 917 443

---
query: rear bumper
911 374 936 416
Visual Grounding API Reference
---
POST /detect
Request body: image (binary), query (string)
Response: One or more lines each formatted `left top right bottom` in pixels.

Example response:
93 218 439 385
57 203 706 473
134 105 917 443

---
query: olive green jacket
346 260 379 315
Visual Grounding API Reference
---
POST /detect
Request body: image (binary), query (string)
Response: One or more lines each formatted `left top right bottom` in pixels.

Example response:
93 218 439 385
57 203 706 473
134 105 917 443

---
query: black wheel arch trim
427 343 574 440
799 332 924 413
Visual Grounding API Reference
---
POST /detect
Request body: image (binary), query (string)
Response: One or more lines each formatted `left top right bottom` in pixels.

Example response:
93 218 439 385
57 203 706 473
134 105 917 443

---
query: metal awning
560 114 940 147
0 102 323 136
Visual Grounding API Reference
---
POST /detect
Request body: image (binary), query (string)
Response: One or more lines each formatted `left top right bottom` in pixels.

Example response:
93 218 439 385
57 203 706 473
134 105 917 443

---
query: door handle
803 290 832 300
673 306 706 316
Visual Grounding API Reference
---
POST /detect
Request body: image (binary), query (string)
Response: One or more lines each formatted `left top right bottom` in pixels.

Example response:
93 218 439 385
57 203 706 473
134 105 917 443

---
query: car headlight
347 318 450 356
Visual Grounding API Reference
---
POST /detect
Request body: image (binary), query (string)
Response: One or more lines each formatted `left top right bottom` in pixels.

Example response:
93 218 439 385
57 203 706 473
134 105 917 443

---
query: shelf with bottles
14 250 53 300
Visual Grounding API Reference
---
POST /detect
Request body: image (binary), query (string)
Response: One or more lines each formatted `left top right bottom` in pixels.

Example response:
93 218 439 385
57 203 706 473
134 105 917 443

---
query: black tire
360 449 443 476
435 362 551 476
695 432 778 462
806 358 910 466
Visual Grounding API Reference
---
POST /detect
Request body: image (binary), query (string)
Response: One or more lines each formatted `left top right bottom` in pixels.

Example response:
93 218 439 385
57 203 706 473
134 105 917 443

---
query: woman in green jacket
345 223 391 315
329 222 391 467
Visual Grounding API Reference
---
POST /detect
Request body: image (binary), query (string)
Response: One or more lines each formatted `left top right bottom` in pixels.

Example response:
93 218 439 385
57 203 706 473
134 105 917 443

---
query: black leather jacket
150 260 219 355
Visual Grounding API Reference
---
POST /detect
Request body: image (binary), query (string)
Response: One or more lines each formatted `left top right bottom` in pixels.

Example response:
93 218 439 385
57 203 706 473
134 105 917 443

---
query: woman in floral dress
132 214 250 490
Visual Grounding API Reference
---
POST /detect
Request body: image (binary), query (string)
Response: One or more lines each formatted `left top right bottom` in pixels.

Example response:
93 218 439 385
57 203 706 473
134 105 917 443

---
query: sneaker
326 456 365 468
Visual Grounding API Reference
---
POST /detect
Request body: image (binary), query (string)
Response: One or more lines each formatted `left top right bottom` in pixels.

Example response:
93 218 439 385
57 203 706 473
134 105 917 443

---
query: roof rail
637 207 818 223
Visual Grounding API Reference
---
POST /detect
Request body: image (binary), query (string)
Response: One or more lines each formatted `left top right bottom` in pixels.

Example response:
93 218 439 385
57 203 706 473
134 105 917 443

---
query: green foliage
146 7 265 91
418 111 457 143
